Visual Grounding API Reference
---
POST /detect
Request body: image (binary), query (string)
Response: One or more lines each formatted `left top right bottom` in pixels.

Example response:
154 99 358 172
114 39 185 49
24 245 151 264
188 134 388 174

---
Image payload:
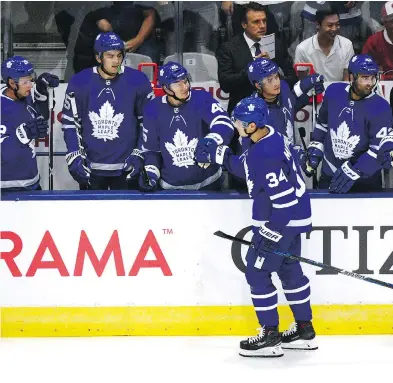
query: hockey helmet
247 58 279 86
158 61 190 87
231 96 269 129
1 56 35 83
94 32 125 54
348 54 379 76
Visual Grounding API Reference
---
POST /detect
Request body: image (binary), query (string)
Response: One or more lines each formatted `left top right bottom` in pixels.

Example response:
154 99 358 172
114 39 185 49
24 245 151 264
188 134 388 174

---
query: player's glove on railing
66 150 91 186
137 165 160 192
377 133 393 169
329 160 362 194
123 149 144 177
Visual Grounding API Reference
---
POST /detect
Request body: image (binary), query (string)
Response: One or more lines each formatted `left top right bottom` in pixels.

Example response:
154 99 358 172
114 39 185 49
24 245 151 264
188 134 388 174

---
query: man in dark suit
217 2 297 115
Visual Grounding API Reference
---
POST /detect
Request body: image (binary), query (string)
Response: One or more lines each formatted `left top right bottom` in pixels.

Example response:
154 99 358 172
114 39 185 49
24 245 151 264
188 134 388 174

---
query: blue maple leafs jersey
61 66 154 176
1 89 44 190
225 127 312 234
142 90 234 189
312 83 393 178
240 80 309 152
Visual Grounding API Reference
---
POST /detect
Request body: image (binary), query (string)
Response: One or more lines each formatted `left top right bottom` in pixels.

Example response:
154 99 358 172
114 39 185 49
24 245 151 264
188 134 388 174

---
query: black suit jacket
216 34 297 114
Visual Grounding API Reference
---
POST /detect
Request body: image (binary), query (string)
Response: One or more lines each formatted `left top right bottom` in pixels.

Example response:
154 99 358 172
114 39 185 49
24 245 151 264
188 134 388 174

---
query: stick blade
213 230 227 239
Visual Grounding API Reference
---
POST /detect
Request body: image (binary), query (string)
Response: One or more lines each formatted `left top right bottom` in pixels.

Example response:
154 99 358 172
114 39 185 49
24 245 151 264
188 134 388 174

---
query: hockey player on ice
61 32 154 190
195 96 317 357
1 56 59 192
245 57 325 146
304 54 393 193
138 61 234 191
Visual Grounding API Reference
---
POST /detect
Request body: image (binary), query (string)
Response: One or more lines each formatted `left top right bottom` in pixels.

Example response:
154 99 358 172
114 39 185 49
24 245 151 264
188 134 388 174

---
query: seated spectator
97 2 159 64
294 9 354 81
217 2 297 116
301 1 363 42
362 2 393 80
73 1 158 74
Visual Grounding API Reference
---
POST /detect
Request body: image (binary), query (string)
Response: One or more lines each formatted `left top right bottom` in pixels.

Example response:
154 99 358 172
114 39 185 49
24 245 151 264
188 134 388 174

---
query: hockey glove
66 151 91 186
329 161 361 194
16 117 48 144
304 141 324 177
377 133 393 169
251 224 283 272
295 74 325 97
138 166 159 192
195 134 224 169
35 73 60 100
293 145 307 169
123 149 144 177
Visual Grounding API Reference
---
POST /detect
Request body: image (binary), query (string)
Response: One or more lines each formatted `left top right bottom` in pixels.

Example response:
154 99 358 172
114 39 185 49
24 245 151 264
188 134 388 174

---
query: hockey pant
245 232 312 327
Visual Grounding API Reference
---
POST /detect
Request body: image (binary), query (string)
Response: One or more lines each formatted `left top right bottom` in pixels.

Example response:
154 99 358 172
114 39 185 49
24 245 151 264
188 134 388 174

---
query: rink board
1 192 393 336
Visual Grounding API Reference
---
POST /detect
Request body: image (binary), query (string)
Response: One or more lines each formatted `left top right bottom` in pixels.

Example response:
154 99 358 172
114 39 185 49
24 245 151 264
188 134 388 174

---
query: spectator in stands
362 2 393 80
73 2 158 73
96 2 159 64
294 9 354 81
301 1 363 42
217 2 297 115
221 1 279 37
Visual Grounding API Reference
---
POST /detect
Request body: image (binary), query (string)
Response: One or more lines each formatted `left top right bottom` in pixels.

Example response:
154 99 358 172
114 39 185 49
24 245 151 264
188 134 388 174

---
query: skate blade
239 345 284 358
282 338 318 351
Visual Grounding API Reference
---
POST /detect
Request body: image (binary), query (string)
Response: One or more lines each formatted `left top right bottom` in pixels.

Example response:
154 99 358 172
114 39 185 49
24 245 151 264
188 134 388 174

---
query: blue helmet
247 58 279 85
94 32 125 54
348 54 379 76
159 61 189 86
232 96 269 128
1 56 35 83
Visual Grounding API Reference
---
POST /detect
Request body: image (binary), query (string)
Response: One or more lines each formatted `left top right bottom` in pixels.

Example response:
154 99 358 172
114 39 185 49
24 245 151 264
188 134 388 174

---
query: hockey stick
213 230 393 290
298 127 318 189
48 88 55 190
69 92 90 189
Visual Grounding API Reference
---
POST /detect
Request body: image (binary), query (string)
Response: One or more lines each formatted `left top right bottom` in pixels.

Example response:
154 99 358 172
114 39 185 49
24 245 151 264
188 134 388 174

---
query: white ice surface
1 336 392 383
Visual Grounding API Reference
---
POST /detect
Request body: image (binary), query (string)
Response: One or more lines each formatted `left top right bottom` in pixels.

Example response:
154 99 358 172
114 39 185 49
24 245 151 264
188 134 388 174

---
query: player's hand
16 117 48 144
305 141 323 177
66 151 91 186
255 51 270 59
250 224 283 271
97 19 113 32
195 135 226 167
36 73 60 91
377 133 393 169
221 1 234 15
298 74 325 96
329 161 361 194
123 149 144 177
138 167 159 192
125 37 143 52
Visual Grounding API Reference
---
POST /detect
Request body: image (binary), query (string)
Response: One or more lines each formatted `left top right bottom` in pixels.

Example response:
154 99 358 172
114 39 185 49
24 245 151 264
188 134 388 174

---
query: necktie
254 42 261 58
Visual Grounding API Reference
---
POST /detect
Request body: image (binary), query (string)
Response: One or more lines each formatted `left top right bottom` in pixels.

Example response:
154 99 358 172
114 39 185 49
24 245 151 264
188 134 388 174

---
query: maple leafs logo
330 121 360 160
165 129 198 168
89 101 124 142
